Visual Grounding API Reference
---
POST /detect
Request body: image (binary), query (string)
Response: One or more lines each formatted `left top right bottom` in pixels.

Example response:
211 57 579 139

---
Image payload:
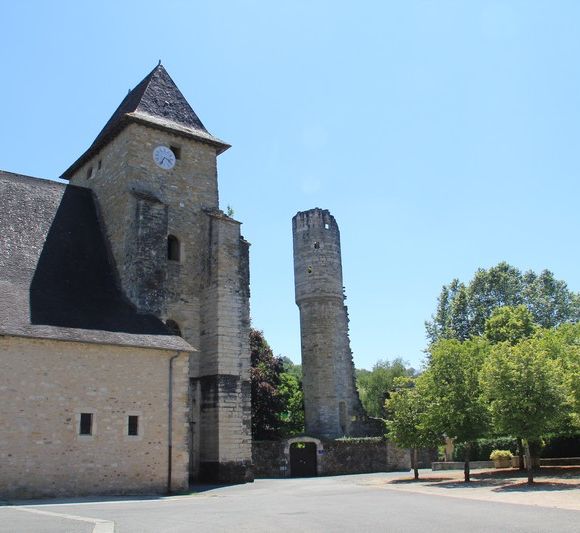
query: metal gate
290 442 317 477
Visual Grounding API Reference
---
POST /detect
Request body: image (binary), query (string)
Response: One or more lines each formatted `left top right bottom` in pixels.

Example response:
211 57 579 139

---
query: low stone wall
253 441 286 478
432 461 494 471
253 437 410 478
540 457 580 466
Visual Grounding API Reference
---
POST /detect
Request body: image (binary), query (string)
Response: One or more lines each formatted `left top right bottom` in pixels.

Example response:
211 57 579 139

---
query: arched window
166 319 182 336
167 234 180 261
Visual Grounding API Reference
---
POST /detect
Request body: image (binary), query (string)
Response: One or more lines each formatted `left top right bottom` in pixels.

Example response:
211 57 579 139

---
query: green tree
481 336 569 483
250 329 285 440
484 305 537 345
426 263 580 344
386 376 440 480
532 324 580 433
277 372 305 436
424 338 490 482
356 358 416 418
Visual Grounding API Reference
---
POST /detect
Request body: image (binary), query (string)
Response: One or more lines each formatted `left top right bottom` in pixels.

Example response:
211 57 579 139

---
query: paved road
1 473 579 532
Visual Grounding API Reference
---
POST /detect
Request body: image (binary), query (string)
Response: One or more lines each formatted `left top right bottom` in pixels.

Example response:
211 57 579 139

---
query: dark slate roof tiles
0 170 192 352
61 64 229 179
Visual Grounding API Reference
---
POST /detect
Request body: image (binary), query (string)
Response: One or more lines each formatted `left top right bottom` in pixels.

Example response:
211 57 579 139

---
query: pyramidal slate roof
61 64 229 179
0 170 193 352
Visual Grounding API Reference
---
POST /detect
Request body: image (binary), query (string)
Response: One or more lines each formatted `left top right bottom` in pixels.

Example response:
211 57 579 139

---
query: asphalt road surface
1 473 578 532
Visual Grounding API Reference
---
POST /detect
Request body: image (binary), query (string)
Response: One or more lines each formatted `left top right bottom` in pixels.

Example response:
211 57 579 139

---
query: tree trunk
413 448 419 480
523 438 534 484
464 442 471 483
517 438 525 471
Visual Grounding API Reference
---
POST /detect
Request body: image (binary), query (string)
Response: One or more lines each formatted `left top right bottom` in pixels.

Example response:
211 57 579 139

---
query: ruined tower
62 64 252 483
293 208 375 439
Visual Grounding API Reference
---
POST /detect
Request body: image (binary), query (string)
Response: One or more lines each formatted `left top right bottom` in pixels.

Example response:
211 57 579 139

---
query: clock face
153 145 176 170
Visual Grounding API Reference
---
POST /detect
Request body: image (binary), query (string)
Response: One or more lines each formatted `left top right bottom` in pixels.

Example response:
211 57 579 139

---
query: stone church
0 64 252 498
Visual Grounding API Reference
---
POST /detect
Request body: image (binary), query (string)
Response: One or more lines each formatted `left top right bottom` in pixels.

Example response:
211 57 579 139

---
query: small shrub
490 449 513 461
453 437 518 461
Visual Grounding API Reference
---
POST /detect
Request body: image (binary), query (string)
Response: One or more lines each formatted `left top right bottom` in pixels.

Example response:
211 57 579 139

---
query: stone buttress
63 64 253 482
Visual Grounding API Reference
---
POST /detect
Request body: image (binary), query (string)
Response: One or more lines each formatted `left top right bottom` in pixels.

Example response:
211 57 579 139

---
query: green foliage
452 437 519 461
489 449 513 461
386 376 440 450
281 356 303 381
426 262 580 344
538 323 580 431
423 338 490 445
356 358 416 418
484 305 537 345
480 336 569 442
250 329 285 440
250 330 305 439
277 372 305 437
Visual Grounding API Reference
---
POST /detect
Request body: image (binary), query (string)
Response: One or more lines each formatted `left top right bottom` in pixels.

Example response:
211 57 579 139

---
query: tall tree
356 358 416 418
277 372 305 436
424 338 490 482
484 305 537 345
250 329 285 440
481 336 569 484
426 262 580 344
386 376 440 480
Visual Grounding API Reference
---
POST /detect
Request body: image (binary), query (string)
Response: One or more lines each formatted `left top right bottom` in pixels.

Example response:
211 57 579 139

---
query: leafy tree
386 376 440 480
250 332 306 439
356 358 416 418
423 338 490 482
281 357 302 382
250 329 285 440
278 372 305 436
532 324 580 433
481 336 569 483
426 262 580 344
484 305 537 345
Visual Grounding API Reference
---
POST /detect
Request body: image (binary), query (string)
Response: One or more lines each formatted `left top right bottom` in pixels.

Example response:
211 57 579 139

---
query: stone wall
292 209 371 438
252 438 410 478
0 336 190 499
69 121 252 482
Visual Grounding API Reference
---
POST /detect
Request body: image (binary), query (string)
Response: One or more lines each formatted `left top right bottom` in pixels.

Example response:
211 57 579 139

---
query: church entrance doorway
289 442 317 477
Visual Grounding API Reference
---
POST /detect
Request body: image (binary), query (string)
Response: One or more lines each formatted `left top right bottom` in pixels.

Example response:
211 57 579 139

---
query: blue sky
2 1 579 370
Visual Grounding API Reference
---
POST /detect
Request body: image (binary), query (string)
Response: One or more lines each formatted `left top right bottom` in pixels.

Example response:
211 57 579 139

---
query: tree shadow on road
492 481 580 493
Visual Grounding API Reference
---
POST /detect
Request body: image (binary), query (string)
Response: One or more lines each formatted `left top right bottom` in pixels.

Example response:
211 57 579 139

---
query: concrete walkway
366 466 580 511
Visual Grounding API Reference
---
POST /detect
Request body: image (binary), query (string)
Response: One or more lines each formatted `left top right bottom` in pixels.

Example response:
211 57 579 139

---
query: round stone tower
293 208 370 438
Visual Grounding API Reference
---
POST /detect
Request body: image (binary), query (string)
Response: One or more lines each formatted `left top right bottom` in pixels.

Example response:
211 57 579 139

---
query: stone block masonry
70 117 252 483
293 208 381 438
0 336 190 499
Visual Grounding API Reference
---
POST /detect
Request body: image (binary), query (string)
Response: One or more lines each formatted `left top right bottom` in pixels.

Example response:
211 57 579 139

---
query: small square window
79 413 93 435
170 145 181 160
128 415 139 436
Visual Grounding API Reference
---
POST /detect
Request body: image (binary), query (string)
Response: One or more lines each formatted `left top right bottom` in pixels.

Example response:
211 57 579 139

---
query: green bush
453 437 519 461
489 449 513 461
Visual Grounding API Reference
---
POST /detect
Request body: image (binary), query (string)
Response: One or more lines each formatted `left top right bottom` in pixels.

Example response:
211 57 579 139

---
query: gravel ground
367 466 580 511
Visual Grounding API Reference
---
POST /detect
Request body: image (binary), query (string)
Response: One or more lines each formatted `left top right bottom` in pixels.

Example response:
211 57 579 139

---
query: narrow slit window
128 415 139 436
167 235 180 261
79 413 93 435
86 166 93 179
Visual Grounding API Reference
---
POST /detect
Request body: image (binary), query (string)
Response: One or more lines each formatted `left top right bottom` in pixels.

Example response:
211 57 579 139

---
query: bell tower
62 64 252 483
